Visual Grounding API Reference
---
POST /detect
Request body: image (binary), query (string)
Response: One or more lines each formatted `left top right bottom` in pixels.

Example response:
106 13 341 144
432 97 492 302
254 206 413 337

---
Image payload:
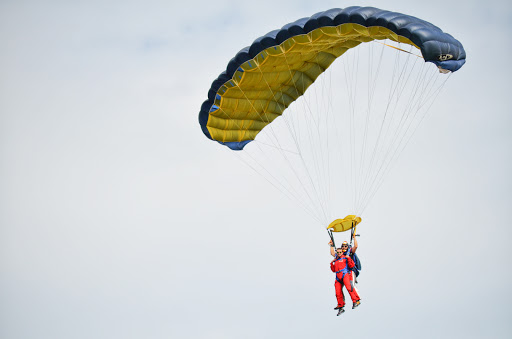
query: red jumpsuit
330 255 360 308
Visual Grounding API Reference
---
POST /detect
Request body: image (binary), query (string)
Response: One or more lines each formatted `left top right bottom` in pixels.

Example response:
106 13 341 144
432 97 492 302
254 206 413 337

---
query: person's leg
334 280 345 308
342 272 360 304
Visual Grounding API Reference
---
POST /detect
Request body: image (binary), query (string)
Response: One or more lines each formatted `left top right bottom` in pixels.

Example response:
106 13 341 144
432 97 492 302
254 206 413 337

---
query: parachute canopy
198 6 466 225
327 215 362 233
199 6 466 150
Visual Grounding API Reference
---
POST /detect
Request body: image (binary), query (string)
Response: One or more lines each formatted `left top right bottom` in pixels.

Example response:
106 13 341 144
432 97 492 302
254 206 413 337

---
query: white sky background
1 0 511 338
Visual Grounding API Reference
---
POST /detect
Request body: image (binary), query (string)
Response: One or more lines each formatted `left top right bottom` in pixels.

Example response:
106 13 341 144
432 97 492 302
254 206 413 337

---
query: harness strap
335 270 352 283
335 258 351 276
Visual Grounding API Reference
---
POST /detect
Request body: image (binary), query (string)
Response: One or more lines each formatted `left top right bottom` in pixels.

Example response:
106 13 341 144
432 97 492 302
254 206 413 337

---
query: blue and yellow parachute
199 6 465 150
198 6 466 230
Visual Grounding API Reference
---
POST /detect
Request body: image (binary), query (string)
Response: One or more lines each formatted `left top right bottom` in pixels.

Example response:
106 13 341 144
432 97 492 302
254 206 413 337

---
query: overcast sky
1 1 511 338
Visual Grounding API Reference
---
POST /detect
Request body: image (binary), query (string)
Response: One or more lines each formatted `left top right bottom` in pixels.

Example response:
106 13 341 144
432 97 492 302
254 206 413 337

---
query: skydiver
328 233 361 316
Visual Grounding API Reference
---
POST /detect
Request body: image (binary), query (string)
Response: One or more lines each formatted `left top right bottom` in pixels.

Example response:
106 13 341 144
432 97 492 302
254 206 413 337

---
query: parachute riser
349 221 360 247
328 229 336 249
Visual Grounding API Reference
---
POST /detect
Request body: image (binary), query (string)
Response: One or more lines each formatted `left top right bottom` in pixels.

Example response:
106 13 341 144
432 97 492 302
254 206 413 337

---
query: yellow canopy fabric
327 215 362 233
206 24 419 143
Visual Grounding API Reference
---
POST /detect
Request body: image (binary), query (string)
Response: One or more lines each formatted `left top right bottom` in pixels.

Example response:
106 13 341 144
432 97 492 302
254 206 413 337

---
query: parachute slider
327 215 362 233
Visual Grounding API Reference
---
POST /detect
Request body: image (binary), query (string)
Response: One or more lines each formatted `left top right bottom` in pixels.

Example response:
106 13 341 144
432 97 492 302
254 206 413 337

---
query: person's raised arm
328 240 335 257
351 233 358 253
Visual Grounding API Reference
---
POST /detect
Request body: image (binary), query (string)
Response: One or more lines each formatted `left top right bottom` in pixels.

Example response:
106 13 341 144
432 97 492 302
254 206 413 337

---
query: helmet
341 241 349 254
